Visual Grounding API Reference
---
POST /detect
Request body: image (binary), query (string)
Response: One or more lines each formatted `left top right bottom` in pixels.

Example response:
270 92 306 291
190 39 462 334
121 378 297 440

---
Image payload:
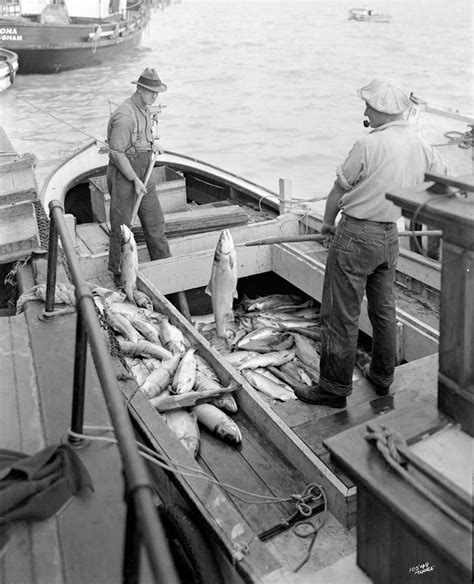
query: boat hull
0 9 148 73
9 32 144 74
0 47 18 90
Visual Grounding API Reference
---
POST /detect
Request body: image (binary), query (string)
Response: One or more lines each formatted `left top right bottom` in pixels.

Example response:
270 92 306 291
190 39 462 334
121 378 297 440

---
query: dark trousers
319 214 399 397
107 156 171 276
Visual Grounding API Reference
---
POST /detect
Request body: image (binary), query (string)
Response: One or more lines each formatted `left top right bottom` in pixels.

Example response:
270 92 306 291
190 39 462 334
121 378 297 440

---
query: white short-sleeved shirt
336 121 448 222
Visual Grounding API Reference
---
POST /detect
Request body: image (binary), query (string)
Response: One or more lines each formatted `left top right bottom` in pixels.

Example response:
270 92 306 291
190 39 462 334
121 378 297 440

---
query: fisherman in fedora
296 79 448 408
107 67 170 285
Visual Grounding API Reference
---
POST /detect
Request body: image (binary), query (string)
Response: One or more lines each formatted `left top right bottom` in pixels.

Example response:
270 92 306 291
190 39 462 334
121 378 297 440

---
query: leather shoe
294 385 347 408
360 364 390 396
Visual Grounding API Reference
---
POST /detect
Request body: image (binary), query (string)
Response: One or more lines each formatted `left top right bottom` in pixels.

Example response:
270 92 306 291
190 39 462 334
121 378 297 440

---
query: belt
344 214 396 226
126 150 152 160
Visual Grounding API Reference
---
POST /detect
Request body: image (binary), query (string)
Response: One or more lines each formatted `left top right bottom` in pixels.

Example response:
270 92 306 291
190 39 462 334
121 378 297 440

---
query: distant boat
348 7 391 22
0 0 151 74
0 47 18 90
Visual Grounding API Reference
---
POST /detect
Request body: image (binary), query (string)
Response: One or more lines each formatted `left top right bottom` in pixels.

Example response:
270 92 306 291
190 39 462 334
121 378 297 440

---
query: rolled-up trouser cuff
369 366 393 389
318 375 352 397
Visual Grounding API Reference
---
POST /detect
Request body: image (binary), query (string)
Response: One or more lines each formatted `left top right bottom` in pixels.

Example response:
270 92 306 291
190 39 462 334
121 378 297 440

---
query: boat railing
43 199 180 584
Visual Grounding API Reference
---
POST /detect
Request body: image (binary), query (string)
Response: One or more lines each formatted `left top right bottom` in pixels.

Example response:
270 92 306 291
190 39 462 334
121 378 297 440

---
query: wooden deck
0 264 146 584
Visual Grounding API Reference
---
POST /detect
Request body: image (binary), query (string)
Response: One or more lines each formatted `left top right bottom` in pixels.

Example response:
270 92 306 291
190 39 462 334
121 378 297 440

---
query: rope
7 91 106 145
365 424 472 531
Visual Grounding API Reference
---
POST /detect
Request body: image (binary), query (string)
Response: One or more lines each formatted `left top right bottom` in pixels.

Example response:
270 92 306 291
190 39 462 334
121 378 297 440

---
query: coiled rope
365 424 471 531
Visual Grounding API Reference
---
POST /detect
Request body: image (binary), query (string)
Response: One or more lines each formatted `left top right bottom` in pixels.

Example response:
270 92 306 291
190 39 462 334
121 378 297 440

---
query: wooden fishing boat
348 8 391 23
0 0 150 74
0 47 18 90
1 125 472 583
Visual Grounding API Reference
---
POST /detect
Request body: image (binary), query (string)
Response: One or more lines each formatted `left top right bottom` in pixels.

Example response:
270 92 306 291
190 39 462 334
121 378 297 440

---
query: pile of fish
94 225 242 458
198 292 323 401
93 285 242 458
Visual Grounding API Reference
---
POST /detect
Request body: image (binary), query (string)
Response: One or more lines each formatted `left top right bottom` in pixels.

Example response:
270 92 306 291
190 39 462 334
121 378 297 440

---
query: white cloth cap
357 79 410 114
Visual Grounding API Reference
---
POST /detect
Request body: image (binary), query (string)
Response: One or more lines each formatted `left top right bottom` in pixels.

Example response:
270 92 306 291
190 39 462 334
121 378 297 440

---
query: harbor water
0 0 472 200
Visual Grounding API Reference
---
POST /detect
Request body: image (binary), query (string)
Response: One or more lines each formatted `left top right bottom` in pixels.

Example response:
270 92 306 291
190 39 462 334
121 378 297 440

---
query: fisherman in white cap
295 79 448 408
107 68 170 285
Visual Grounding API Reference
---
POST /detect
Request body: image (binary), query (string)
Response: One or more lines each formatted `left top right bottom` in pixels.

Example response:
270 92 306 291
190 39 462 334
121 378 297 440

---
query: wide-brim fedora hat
357 79 410 114
132 68 167 93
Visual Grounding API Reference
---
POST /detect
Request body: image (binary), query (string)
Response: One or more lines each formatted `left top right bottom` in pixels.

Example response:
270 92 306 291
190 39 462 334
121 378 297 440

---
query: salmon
139 354 181 398
241 369 296 401
106 309 142 343
293 333 321 370
132 288 154 310
241 293 302 312
205 229 238 341
193 403 242 444
162 409 201 458
238 350 296 370
120 225 139 303
159 318 187 355
195 354 219 382
194 371 238 414
126 315 161 344
118 339 174 360
171 348 197 394
236 327 289 352
254 367 296 396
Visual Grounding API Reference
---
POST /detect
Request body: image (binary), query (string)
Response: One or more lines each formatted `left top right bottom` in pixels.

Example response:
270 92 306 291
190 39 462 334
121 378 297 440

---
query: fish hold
118 339 174 360
194 371 238 414
293 333 321 370
159 318 187 355
193 403 242 444
139 354 181 398
162 409 201 458
205 229 238 340
172 348 197 394
120 225 139 303
241 369 296 401
238 350 296 370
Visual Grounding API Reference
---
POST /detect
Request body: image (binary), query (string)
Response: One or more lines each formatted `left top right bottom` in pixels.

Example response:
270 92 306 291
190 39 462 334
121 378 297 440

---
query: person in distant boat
107 67 171 284
296 79 448 408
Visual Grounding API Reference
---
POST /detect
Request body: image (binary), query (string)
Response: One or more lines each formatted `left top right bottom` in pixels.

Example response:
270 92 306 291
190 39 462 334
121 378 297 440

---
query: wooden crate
89 166 187 223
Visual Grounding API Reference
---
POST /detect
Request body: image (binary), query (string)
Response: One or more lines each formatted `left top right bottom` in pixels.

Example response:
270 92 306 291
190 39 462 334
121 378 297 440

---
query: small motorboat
0 48 19 90
348 7 391 22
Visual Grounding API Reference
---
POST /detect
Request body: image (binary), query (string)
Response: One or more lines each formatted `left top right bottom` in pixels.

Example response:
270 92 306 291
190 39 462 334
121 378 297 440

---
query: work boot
294 385 347 408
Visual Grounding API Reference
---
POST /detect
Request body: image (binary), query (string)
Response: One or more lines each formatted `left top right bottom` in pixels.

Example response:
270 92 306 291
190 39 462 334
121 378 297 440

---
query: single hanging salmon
205 229 238 341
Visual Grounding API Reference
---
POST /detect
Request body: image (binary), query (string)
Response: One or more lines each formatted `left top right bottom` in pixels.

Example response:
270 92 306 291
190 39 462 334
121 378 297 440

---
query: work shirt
336 121 448 222
107 93 155 181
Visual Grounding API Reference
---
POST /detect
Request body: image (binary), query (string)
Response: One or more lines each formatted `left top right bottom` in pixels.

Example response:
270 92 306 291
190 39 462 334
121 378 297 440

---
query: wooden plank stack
0 128 40 263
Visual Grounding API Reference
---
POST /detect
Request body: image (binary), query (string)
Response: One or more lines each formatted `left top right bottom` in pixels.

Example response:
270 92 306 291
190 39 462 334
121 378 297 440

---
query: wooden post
386 175 474 436
279 178 292 215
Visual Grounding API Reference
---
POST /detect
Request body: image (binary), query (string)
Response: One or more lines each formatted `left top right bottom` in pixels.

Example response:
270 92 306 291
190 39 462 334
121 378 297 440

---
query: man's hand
133 176 147 197
320 222 336 236
152 140 164 155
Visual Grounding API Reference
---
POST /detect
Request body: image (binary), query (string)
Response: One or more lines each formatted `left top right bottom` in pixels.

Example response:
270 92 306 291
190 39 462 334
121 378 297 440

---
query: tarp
0 444 93 524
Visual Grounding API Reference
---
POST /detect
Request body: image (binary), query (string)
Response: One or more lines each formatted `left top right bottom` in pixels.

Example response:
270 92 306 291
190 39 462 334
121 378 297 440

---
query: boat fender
157 503 225 584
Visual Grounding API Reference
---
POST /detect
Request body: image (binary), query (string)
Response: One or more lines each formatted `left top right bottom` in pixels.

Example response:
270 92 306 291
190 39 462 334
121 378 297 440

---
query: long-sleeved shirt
336 121 449 222
107 92 154 180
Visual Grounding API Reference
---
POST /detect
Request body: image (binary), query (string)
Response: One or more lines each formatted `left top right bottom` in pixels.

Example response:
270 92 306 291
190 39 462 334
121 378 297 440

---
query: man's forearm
323 181 346 225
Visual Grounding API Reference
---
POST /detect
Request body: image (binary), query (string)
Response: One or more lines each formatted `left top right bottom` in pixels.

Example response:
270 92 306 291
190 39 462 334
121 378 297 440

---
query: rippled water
0 0 472 199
